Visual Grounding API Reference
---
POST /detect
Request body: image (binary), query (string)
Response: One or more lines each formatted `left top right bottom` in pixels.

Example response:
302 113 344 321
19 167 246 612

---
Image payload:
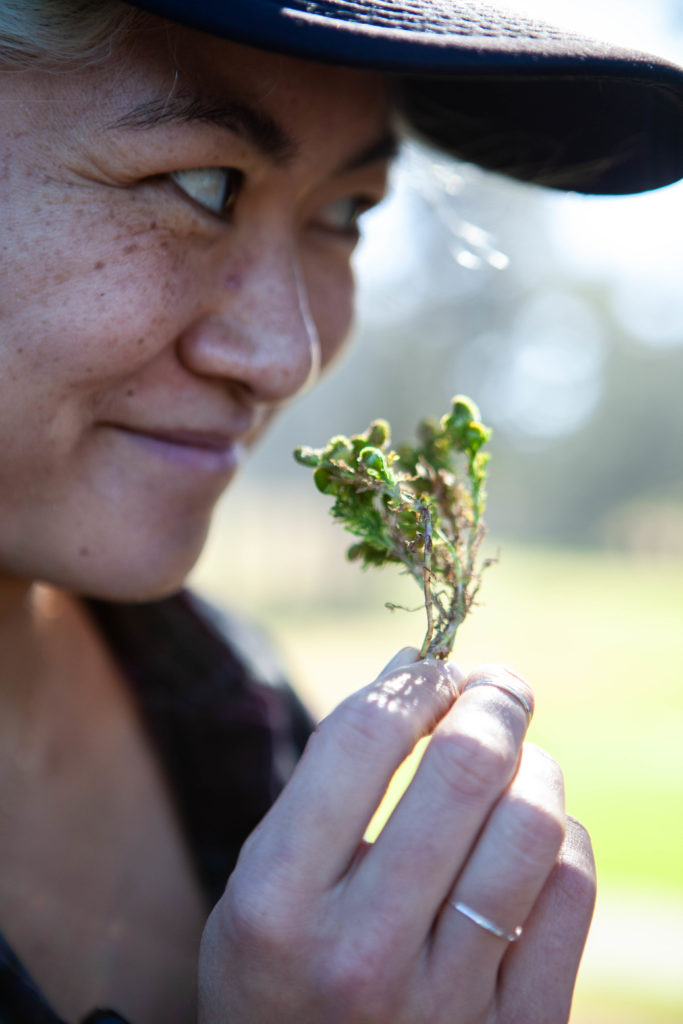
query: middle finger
345 666 534 946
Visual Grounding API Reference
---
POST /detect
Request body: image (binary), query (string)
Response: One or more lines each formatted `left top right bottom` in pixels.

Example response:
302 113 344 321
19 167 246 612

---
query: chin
85 548 208 604
79 571 193 604
39 524 212 605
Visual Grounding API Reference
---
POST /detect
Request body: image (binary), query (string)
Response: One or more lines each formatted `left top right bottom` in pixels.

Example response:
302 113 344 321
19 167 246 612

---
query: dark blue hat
127 0 683 195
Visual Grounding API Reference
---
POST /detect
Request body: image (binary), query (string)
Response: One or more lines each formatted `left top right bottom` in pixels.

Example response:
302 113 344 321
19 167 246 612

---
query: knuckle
558 853 597 918
332 695 403 751
219 870 295 953
427 729 514 804
503 796 566 866
315 661 459 766
323 688 413 757
471 663 535 715
522 743 566 809
501 746 567 865
565 813 594 856
318 936 393 1014
556 816 598 909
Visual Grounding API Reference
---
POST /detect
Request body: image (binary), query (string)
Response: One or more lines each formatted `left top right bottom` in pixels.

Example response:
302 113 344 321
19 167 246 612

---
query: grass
191 485 683 1021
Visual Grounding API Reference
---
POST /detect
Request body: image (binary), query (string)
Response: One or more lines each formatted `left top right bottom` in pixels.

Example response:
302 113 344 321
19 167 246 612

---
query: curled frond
293 396 495 658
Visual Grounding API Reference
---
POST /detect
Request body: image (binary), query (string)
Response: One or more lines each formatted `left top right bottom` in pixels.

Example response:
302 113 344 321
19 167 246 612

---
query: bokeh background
191 1 683 1019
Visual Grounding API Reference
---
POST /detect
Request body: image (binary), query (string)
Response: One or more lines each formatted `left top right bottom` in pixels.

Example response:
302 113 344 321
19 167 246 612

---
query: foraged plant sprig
293 395 496 659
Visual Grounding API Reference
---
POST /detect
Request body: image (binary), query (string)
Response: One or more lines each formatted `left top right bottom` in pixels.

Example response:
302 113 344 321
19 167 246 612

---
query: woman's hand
198 649 595 1023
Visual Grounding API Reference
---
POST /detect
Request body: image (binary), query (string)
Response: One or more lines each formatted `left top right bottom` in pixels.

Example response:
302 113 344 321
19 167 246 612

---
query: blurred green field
191 484 683 1022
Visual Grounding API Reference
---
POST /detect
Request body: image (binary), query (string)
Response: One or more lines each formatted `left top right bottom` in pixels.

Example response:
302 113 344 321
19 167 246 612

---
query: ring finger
429 742 566 1005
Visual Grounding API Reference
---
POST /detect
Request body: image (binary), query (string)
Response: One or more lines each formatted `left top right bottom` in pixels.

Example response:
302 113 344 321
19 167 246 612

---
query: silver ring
462 678 532 719
449 900 523 943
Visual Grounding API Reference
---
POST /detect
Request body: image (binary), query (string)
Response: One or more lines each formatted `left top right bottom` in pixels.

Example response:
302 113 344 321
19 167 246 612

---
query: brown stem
419 503 434 658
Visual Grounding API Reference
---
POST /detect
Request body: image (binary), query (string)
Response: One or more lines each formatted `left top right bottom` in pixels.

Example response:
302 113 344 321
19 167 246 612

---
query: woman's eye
315 196 373 237
170 167 242 218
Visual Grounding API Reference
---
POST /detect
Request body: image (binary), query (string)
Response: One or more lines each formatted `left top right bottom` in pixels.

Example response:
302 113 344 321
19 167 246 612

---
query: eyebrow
108 90 398 174
339 133 400 174
108 92 297 164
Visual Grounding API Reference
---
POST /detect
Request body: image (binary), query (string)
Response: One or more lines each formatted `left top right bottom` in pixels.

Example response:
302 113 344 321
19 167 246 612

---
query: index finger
238 649 462 894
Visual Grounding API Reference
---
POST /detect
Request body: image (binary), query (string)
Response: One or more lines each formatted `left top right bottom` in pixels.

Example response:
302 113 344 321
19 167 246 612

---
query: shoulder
186 590 292 693
182 589 316 754
85 587 315 752
85 589 316 894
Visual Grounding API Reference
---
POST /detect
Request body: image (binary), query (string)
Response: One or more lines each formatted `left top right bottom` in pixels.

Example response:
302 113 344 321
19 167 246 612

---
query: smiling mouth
107 424 245 474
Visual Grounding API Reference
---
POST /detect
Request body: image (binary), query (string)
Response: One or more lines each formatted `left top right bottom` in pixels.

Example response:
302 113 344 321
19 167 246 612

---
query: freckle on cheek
93 261 105 271
126 388 135 397
79 546 90 557
123 244 138 256
224 274 242 289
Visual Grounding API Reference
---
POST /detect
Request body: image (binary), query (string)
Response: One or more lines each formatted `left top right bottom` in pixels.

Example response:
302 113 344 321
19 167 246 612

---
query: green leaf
293 395 496 658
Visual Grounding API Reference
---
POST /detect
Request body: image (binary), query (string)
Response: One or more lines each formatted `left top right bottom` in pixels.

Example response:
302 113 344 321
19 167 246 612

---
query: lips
105 422 248 475
131 427 237 451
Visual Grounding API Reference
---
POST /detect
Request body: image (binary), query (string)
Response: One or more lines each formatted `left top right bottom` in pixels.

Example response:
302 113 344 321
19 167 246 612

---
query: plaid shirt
0 590 314 1024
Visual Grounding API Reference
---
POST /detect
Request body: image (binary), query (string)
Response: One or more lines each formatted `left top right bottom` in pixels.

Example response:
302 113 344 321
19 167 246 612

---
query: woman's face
0 22 391 599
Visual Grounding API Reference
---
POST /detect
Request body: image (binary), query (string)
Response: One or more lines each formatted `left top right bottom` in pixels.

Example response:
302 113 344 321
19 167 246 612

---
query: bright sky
354 0 683 440
496 0 683 61
358 0 683 344
502 0 683 346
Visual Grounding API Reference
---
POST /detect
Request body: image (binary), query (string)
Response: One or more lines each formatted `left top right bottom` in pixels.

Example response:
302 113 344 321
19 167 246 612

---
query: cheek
0 204 197 390
303 251 356 371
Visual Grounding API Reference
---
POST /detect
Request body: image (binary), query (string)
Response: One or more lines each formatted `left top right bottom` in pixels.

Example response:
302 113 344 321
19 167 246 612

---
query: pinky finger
497 817 597 1024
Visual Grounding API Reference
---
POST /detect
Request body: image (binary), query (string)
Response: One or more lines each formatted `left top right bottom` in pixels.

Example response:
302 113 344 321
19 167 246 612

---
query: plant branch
293 396 496 659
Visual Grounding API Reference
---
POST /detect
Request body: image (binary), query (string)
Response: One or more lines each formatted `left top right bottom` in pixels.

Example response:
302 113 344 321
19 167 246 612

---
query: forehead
109 24 392 150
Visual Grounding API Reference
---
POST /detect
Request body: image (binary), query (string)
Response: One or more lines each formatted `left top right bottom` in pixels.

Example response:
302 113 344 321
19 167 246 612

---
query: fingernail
443 660 465 688
377 646 420 677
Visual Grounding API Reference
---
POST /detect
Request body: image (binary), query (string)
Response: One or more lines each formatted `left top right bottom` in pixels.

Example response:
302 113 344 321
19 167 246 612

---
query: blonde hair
0 1 148 70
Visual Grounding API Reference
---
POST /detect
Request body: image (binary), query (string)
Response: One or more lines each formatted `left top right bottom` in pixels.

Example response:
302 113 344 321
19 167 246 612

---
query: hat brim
127 0 683 195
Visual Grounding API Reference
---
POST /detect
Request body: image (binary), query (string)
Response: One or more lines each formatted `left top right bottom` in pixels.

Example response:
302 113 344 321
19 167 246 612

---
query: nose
177 236 320 403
